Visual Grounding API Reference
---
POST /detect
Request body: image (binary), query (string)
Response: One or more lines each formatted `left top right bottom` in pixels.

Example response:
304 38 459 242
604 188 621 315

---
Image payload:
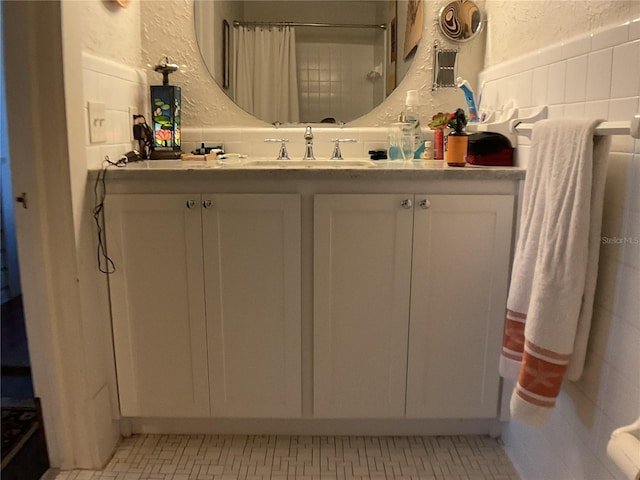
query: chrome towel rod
511 113 640 139
233 20 386 30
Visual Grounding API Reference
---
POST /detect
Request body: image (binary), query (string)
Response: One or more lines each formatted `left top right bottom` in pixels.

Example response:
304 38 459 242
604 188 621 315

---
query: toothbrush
477 80 486 115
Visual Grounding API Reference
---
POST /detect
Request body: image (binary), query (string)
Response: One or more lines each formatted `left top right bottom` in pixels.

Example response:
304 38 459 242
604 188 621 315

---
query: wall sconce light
150 58 182 159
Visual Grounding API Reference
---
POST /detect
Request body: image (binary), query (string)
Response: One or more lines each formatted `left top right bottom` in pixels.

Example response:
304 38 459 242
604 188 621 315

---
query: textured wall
484 0 640 68
140 0 487 128
67 0 142 68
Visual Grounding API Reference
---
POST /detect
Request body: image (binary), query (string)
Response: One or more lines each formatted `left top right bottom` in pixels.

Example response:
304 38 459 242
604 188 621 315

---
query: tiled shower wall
479 18 640 480
81 53 148 170
296 42 381 124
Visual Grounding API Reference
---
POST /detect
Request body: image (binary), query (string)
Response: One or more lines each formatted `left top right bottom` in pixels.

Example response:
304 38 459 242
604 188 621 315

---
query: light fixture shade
151 85 181 150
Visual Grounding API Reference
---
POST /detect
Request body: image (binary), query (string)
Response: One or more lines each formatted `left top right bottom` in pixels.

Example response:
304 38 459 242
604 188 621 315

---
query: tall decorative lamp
150 58 182 159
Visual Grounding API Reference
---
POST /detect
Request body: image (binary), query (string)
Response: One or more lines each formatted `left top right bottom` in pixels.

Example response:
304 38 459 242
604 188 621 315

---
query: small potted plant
446 110 467 131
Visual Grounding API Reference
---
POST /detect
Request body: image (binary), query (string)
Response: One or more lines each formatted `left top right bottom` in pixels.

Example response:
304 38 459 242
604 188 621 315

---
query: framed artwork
387 0 397 94
222 19 230 89
403 0 423 59
389 1 397 63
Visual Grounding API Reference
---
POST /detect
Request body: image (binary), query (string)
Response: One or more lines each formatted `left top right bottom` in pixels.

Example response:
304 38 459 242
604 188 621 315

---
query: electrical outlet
129 106 138 142
88 101 106 143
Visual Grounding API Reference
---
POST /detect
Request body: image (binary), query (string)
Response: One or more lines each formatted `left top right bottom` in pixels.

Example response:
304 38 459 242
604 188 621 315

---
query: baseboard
125 417 497 437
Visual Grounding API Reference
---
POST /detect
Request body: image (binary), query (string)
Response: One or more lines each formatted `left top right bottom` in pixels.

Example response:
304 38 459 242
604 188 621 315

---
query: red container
433 128 444 160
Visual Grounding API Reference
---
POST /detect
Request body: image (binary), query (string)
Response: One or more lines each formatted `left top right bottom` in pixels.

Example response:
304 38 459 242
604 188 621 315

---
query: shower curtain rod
233 20 386 30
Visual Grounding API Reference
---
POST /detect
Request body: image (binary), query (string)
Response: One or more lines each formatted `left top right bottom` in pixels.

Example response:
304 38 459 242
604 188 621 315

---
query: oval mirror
438 0 483 43
194 0 424 124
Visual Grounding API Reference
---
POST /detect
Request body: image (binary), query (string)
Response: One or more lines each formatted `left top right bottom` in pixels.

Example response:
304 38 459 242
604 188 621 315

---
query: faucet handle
330 138 357 160
264 138 290 160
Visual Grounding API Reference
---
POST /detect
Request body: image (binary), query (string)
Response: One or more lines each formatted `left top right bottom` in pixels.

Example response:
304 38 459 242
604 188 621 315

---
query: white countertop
90 159 526 182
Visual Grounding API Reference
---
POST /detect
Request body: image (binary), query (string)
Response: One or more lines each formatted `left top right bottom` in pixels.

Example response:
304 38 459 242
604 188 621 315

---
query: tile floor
44 434 520 480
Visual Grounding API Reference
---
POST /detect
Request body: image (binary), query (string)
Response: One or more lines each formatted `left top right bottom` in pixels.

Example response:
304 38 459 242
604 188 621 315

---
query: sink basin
238 159 377 169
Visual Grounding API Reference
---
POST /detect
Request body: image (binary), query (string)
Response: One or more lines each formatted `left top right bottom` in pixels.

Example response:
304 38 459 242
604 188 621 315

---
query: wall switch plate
129 106 138 142
88 101 106 143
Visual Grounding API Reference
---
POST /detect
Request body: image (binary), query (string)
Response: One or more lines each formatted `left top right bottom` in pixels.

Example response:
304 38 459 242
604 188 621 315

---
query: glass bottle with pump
404 90 423 159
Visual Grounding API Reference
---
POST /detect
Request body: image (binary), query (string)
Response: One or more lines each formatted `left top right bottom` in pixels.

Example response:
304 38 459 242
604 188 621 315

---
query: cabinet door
105 194 210 417
203 194 301 417
314 194 413 418
406 195 514 418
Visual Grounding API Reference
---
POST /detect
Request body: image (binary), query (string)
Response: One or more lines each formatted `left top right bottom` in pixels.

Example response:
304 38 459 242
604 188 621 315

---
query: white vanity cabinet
313 194 513 419
105 194 209 417
202 194 301 417
106 193 301 418
406 195 514 418
313 195 414 417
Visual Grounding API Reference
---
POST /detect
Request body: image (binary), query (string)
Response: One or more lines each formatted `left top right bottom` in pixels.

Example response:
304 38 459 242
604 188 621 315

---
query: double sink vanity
101 156 524 435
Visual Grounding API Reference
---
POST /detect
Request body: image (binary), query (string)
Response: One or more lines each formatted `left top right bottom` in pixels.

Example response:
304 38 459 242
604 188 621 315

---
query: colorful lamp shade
150 59 181 156
151 85 181 149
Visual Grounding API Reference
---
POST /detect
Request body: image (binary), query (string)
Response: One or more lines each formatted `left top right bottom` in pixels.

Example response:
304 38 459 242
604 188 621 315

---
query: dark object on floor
2 295 35 400
1 405 38 464
1 296 30 368
1 401 49 480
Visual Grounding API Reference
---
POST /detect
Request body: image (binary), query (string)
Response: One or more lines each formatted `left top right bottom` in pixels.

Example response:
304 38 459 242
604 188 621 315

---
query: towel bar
511 113 640 139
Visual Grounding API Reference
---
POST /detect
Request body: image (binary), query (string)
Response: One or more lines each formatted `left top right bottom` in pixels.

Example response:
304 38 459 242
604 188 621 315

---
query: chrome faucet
303 126 315 160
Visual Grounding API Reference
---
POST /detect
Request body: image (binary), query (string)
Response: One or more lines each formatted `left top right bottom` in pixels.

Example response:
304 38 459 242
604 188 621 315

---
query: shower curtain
233 25 300 124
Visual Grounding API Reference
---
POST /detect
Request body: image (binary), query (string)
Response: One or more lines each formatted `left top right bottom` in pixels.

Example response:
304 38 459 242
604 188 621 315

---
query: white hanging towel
499 117 611 426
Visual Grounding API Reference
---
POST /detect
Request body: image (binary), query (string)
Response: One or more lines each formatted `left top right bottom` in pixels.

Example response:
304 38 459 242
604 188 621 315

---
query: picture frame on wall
403 0 423 59
222 19 230 89
387 0 397 93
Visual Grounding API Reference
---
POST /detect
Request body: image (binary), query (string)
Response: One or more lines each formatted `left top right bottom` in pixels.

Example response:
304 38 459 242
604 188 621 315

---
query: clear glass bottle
404 90 423 159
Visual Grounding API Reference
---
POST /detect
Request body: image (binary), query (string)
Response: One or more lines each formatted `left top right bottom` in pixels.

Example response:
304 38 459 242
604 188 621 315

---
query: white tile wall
611 40 640 98
479 17 640 480
296 42 379 124
564 55 588 104
586 49 613 101
546 62 567 105
82 53 148 169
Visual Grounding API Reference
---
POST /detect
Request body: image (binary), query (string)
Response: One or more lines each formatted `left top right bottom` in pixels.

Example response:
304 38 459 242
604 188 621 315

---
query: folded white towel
499 117 611 426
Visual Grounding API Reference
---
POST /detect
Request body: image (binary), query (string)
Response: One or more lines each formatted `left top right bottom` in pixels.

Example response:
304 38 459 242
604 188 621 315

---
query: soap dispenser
445 108 468 167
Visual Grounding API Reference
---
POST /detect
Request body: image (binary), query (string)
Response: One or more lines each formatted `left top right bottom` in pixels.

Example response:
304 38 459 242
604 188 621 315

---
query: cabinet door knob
401 199 412 209
185 199 197 209
203 199 214 209
419 199 430 209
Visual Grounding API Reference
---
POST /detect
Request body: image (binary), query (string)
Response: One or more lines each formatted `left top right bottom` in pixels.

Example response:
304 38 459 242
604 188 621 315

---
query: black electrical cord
93 155 126 274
